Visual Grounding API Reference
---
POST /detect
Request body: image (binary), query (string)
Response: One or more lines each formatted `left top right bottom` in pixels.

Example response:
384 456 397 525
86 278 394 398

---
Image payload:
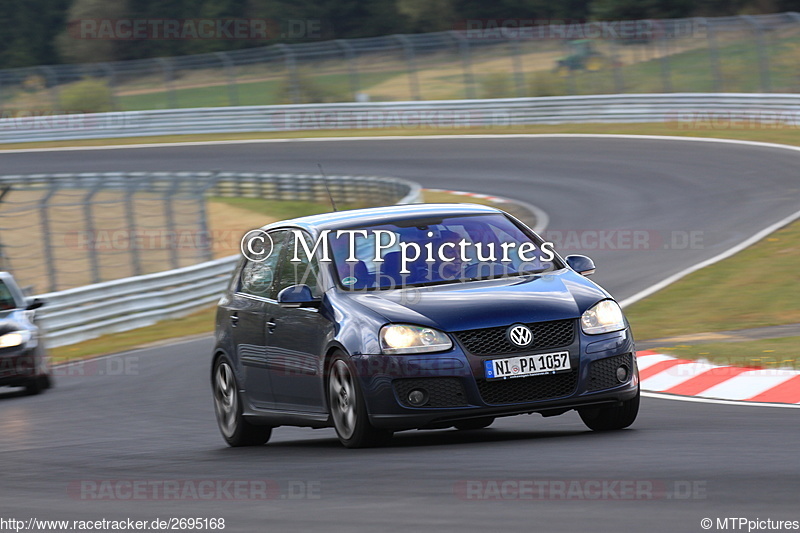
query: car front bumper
350 329 639 430
0 347 45 387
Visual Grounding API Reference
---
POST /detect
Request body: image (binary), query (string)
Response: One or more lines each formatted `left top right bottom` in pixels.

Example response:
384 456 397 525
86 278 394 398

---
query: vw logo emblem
507 324 534 348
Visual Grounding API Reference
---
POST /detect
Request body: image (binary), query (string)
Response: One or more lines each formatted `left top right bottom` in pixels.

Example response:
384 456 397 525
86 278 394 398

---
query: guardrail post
658 29 673 92
39 66 61 111
448 31 476 99
697 18 723 92
335 40 361 101
215 51 239 106
0 72 6 113
198 171 221 262
509 37 526 97
0 186 12 272
156 58 179 108
393 35 421 101
39 180 61 292
608 38 624 94
164 176 182 270
124 177 142 276
275 44 301 104
741 15 772 93
82 178 105 284
99 62 119 112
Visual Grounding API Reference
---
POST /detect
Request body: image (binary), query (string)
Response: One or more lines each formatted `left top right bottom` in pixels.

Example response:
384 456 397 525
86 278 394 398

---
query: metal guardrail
36 256 238 348
21 172 421 347
2 93 800 144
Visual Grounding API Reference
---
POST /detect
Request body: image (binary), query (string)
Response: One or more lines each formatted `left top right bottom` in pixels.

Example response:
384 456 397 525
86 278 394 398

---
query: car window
328 213 560 289
0 281 17 310
275 231 322 298
238 230 288 299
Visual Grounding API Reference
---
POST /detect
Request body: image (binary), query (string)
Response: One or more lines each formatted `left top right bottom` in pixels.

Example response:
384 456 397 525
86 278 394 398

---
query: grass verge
647 336 800 369
626 219 800 340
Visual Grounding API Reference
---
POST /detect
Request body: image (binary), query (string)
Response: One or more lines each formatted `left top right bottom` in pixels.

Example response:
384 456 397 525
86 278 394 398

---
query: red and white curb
636 351 800 404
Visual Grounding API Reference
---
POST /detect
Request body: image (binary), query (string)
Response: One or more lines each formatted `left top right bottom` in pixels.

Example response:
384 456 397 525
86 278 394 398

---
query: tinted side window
238 230 288 299
275 231 322 298
0 281 17 310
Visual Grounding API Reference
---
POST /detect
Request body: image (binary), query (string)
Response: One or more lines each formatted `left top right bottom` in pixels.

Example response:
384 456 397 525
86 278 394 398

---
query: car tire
213 356 272 447
24 375 46 395
454 417 494 431
579 388 640 431
327 353 392 448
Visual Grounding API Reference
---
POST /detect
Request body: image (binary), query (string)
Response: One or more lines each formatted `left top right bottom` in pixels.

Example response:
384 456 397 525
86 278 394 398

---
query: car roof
261 203 505 234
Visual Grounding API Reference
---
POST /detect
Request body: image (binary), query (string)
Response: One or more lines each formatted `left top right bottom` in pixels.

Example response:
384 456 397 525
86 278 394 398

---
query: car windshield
328 213 560 290
0 280 18 311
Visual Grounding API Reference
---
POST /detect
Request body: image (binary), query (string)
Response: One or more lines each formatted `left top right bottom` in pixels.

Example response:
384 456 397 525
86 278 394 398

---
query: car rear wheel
328 354 392 448
579 388 640 431
454 417 494 431
213 357 272 447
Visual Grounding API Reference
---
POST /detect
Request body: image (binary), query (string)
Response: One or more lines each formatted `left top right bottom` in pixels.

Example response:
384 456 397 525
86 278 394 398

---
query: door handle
266 319 277 334
230 312 239 327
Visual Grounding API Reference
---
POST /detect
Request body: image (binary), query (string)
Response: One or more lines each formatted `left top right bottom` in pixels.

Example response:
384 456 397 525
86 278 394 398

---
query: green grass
627 219 800 340
49 306 217 363
210 196 356 220
116 71 400 110
649 336 800 369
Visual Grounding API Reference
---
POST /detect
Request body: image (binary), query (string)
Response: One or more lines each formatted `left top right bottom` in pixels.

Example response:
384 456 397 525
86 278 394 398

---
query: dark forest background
1 0 799 69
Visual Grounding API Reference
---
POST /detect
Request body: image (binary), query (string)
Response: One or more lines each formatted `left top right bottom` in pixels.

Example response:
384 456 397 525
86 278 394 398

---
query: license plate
484 351 571 380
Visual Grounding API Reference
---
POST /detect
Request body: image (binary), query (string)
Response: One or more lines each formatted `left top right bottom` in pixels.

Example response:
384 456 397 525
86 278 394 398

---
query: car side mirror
277 285 320 308
565 255 596 276
26 298 45 310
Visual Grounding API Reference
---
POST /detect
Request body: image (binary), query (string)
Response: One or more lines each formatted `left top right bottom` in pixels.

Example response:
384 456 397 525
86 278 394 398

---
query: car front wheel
213 357 272 447
327 353 392 448
579 388 640 431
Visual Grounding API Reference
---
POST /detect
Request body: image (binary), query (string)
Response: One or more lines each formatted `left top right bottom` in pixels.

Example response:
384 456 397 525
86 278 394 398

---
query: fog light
407 389 428 407
616 365 630 383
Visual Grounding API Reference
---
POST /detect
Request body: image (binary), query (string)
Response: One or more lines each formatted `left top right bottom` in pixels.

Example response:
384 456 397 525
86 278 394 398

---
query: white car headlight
380 324 452 354
0 330 31 349
581 300 626 335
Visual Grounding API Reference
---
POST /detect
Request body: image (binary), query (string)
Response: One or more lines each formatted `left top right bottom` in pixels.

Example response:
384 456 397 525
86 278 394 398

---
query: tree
55 0 129 63
0 0 71 68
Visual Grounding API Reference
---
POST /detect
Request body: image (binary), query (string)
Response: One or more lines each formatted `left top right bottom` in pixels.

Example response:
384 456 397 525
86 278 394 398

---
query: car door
233 229 289 409
266 230 332 413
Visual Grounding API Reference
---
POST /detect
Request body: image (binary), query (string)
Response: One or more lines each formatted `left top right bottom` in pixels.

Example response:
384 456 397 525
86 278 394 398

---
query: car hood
346 269 611 332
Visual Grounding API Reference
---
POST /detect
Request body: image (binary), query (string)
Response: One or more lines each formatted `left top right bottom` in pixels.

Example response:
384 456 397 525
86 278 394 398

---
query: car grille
453 319 575 356
477 369 579 405
393 378 468 408
587 353 634 392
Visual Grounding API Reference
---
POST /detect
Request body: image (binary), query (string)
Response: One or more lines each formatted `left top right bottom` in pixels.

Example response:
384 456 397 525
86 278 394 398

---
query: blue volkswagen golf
212 203 639 448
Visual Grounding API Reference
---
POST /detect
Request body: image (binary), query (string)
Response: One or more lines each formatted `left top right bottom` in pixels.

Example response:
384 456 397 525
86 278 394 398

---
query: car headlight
380 324 452 354
0 330 31 348
581 300 626 335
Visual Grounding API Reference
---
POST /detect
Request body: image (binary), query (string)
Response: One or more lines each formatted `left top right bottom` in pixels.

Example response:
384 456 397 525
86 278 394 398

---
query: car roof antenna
318 163 338 212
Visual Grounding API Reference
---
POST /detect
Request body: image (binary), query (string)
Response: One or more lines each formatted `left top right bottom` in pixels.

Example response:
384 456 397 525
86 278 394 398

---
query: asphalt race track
1 136 799 532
